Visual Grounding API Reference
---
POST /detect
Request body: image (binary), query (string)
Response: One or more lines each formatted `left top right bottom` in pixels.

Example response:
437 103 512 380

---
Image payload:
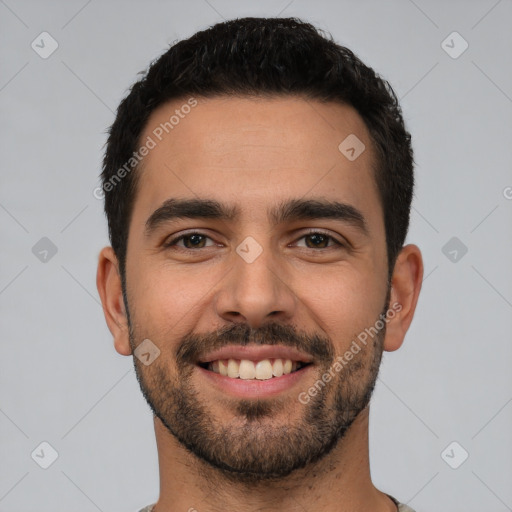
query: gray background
1 0 511 511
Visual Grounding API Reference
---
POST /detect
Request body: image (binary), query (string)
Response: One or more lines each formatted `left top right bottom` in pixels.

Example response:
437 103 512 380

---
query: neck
151 407 396 512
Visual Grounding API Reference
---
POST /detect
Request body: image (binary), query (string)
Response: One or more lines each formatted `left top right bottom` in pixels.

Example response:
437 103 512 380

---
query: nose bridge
214 233 296 326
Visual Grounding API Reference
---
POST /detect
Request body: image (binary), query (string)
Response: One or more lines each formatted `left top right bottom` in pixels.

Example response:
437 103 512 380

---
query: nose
213 239 298 329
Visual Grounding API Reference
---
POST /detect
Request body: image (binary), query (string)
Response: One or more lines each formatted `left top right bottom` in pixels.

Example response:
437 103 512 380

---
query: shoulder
137 505 156 512
398 502 417 512
386 493 417 512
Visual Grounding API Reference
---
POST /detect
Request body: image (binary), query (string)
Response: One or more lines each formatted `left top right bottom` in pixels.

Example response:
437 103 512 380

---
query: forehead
133 95 381 229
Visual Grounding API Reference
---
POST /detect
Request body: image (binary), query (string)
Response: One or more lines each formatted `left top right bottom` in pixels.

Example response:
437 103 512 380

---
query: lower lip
196 364 314 399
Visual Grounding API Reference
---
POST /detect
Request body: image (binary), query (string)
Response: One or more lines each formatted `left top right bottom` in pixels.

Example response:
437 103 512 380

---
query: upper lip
196 345 314 364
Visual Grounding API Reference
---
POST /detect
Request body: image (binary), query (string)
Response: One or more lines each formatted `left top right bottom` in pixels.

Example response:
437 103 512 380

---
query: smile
198 358 311 380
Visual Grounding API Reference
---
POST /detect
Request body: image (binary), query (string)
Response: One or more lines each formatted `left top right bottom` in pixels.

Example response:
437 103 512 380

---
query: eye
294 231 344 250
163 231 217 250
163 230 345 252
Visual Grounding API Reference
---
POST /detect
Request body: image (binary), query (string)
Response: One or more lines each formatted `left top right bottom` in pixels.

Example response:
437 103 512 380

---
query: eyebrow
144 197 369 237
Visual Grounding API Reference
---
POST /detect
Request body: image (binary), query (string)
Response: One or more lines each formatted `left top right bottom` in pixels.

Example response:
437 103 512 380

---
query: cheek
301 267 385 349
128 261 222 336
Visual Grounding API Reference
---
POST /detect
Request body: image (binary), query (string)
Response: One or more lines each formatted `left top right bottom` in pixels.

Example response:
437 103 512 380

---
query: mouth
197 358 313 380
196 359 314 399
194 345 315 398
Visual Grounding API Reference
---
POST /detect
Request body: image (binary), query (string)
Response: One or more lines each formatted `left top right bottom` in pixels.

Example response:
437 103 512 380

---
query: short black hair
101 16 414 282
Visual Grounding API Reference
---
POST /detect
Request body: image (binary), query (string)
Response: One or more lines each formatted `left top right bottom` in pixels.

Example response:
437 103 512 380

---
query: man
96 17 423 512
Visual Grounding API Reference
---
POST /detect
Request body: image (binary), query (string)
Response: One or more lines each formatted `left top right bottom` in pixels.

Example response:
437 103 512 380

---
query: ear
383 244 423 352
96 246 132 356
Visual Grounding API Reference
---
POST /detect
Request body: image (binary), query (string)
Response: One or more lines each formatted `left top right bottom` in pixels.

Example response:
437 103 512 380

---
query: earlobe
383 244 424 352
96 246 132 356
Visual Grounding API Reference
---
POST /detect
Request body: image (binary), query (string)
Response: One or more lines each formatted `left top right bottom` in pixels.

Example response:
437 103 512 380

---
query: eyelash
163 230 345 251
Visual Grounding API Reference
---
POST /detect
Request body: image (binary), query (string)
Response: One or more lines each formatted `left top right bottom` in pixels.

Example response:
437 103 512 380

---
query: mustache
176 322 334 365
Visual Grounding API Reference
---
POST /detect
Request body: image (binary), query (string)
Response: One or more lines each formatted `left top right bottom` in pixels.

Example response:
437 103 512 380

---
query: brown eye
295 231 343 250
164 232 215 250
305 233 329 248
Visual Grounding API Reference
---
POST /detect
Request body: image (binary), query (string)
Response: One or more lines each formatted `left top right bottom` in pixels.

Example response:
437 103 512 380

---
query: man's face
123 96 390 481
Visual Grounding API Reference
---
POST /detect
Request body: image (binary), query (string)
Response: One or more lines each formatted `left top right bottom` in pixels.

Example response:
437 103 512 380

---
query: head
97 17 423 482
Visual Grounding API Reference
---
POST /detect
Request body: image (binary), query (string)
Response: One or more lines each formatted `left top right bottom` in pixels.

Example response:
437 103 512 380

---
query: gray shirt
137 494 416 511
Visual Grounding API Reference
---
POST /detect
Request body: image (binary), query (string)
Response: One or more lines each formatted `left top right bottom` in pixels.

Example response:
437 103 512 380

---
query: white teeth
218 359 228 376
227 359 239 378
272 358 283 377
206 358 304 380
239 359 256 380
255 359 273 380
